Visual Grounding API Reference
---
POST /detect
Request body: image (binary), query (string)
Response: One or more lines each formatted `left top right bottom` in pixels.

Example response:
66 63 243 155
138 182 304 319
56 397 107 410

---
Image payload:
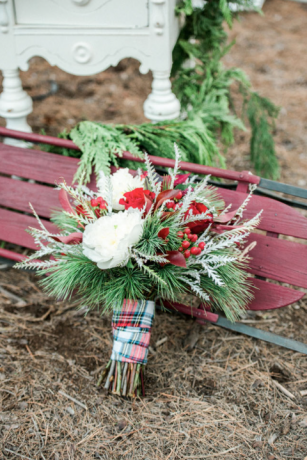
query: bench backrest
1 142 307 313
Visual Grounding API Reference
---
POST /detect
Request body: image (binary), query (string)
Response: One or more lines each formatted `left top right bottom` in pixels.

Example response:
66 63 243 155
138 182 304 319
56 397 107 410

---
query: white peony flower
97 168 144 211
82 211 143 269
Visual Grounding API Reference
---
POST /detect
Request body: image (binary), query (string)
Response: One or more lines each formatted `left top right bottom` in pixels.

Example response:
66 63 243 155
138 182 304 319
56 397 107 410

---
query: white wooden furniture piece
0 0 180 146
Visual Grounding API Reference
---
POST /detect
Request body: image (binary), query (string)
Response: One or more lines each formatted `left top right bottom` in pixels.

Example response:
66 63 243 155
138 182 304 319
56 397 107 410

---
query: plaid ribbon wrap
111 299 155 364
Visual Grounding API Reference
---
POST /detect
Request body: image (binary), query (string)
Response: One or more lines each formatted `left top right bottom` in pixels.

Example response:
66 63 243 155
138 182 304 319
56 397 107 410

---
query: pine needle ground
1 267 307 459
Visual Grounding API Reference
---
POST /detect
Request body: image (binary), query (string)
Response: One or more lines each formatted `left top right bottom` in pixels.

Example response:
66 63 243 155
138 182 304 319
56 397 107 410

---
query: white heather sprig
196 224 213 244
176 176 211 223
62 210 93 227
205 211 262 253
231 184 258 225
188 270 201 283
16 258 65 271
144 153 160 196
174 185 193 222
179 277 210 302
183 210 211 225
102 174 113 215
28 203 50 234
219 203 232 216
132 249 169 265
187 175 199 184
80 185 95 198
202 265 224 287
168 143 181 189
59 182 96 221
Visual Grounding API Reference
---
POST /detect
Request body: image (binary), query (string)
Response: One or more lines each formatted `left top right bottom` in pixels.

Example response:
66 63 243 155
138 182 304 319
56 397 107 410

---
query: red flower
184 201 213 234
119 188 155 214
144 189 155 201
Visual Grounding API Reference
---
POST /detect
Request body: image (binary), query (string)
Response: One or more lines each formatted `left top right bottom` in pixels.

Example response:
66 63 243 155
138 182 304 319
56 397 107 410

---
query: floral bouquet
16 147 261 397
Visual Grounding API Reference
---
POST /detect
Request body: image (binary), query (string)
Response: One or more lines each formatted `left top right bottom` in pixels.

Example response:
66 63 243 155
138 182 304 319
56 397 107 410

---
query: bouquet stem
96 299 154 397
98 361 145 397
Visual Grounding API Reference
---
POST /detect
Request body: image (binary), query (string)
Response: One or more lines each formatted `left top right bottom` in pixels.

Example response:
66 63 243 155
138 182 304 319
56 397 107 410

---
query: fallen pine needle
186 445 242 458
4 448 33 460
155 337 168 347
272 379 296 400
0 285 27 306
25 344 37 361
231 361 257 375
58 390 88 410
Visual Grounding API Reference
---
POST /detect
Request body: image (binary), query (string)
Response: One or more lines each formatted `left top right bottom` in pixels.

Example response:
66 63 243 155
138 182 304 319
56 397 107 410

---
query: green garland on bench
42 0 279 182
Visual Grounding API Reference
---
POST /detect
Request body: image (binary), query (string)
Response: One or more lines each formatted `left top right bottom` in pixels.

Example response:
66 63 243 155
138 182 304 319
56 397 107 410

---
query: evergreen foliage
246 91 280 179
69 118 225 183
172 0 280 179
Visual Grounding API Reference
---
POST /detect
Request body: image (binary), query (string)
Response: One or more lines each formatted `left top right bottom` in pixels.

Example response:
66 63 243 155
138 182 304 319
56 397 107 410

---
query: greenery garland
43 0 280 181
172 0 280 179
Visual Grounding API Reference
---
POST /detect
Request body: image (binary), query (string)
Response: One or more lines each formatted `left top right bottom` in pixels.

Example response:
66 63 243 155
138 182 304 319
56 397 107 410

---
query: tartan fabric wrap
111 299 155 364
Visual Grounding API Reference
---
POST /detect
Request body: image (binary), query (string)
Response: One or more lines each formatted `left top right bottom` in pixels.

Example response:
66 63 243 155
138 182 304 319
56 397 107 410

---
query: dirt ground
1 0 307 458
1 268 307 460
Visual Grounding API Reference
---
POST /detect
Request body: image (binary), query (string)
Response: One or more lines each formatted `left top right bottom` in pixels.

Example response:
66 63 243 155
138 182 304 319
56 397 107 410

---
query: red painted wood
267 231 279 238
0 176 61 218
0 144 79 184
0 209 57 249
0 139 260 185
0 248 28 262
163 301 219 323
248 278 304 310
218 188 307 239
236 181 249 193
0 126 80 151
2 145 305 239
245 233 307 288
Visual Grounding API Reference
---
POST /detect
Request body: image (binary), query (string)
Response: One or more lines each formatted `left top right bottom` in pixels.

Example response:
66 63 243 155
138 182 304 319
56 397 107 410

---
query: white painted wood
14 0 149 28
0 0 180 145
0 68 32 146
144 70 180 121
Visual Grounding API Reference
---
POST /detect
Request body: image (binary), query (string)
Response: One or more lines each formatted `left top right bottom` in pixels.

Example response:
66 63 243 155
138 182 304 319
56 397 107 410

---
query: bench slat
0 209 57 249
2 143 306 239
248 278 304 310
0 144 79 185
0 176 61 218
246 233 307 288
219 189 307 240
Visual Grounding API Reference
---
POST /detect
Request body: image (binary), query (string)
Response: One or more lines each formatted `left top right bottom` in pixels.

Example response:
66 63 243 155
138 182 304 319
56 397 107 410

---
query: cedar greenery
42 0 279 181
172 0 280 179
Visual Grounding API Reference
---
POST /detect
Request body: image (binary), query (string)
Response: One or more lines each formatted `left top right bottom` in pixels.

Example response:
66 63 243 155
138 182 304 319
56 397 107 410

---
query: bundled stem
98 361 145 398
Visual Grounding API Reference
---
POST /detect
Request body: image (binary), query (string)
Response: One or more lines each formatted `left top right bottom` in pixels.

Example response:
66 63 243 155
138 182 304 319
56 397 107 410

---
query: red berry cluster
91 196 107 217
177 228 206 259
166 191 183 210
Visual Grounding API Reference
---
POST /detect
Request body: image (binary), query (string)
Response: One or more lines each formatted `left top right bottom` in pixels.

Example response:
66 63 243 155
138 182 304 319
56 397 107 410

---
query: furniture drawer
14 0 149 28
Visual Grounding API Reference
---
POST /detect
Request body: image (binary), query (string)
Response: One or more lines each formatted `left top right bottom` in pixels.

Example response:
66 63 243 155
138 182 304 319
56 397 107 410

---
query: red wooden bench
1 127 307 352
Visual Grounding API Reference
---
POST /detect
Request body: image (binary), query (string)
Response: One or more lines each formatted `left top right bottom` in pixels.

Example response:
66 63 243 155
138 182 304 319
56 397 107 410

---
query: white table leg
144 70 180 122
0 69 33 147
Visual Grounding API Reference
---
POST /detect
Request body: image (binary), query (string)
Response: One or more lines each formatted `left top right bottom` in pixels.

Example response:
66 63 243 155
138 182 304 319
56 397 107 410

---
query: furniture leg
0 69 32 147
143 70 180 122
